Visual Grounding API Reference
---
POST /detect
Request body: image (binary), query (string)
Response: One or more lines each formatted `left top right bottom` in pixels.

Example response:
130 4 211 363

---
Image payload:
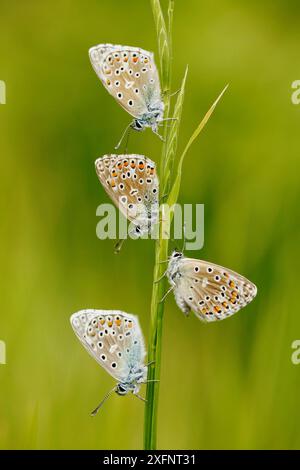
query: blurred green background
0 0 299 450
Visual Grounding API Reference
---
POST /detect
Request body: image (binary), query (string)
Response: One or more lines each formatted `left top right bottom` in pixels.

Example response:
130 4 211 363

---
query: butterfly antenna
114 239 125 254
90 386 117 417
134 394 147 403
115 122 132 150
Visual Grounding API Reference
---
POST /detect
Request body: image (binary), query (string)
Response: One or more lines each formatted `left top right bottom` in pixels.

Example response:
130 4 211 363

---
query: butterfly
89 43 165 146
95 154 159 238
70 309 148 415
165 251 257 322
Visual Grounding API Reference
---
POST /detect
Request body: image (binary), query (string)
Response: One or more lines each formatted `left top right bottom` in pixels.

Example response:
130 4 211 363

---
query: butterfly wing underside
70 309 146 382
89 44 162 119
175 258 257 322
95 154 159 234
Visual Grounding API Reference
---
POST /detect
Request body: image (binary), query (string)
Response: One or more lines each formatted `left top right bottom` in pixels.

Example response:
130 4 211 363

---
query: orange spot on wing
133 57 138 63
115 319 121 327
107 321 113 327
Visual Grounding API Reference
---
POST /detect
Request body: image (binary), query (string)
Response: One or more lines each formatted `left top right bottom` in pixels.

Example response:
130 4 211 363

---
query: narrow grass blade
167 84 229 209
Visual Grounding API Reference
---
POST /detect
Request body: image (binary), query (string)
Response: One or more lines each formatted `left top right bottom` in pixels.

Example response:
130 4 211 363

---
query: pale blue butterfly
165 251 257 322
89 44 166 147
95 154 159 239
70 309 149 415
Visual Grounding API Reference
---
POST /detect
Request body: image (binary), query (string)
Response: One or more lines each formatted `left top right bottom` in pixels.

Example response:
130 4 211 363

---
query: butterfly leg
160 285 175 303
135 394 147 403
154 271 167 283
170 88 180 98
160 117 178 122
162 88 180 98
159 193 168 203
145 360 155 367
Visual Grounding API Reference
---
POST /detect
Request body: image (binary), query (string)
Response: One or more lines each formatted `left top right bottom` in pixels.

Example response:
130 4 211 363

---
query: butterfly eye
117 384 127 395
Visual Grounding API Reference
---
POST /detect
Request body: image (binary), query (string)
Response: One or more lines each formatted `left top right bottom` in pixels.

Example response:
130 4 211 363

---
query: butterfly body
89 44 164 135
70 310 147 402
95 154 159 237
167 251 257 322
